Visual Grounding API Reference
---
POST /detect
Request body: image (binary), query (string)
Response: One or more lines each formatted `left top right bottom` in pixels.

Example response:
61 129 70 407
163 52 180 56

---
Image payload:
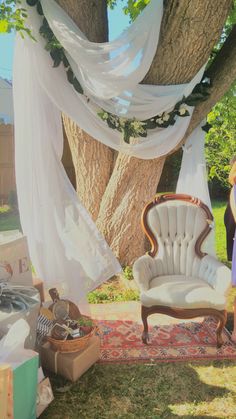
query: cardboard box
40 336 100 382
36 377 54 418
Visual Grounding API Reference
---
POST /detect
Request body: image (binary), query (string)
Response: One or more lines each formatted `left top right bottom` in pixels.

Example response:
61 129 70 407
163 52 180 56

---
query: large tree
57 0 236 265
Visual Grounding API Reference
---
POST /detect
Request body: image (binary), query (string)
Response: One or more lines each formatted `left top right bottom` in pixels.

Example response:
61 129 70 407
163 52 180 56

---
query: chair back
142 194 213 277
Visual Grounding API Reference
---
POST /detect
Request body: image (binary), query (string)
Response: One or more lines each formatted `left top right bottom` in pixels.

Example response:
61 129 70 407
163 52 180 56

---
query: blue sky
0 1 130 81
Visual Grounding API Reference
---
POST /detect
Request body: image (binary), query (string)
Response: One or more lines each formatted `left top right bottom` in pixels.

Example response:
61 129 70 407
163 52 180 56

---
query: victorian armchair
133 194 231 347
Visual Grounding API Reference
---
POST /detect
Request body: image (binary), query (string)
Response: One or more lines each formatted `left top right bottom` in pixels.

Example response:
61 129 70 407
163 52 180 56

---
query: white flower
156 118 163 124
163 112 170 122
103 112 108 119
119 117 126 127
179 106 187 116
131 121 141 130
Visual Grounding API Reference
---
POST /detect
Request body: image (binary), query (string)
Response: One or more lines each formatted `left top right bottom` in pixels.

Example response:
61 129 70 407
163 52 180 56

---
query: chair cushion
141 275 226 310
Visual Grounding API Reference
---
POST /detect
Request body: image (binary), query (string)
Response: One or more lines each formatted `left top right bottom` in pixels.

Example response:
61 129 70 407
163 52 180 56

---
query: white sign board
0 232 33 286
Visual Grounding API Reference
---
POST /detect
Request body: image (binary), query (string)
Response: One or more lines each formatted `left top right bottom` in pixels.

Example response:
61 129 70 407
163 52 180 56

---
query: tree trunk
96 155 165 264
61 117 114 220
57 0 234 264
57 0 113 220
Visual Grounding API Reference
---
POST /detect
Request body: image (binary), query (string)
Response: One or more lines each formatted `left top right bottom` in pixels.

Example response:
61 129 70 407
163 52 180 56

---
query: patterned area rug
97 317 236 363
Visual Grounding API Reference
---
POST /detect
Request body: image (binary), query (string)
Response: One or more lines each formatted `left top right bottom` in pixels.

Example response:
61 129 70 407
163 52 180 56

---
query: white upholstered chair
133 194 231 347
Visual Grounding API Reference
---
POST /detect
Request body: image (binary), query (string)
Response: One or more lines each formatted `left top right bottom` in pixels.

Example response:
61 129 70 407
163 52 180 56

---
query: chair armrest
199 255 232 296
133 255 158 292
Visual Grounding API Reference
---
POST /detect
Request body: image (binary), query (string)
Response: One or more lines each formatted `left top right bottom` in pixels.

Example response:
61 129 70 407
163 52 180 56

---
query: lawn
0 206 21 231
1 202 236 418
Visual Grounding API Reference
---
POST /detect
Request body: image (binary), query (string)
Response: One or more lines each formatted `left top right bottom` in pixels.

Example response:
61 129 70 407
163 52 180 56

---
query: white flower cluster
130 120 146 134
97 100 190 143
179 106 188 116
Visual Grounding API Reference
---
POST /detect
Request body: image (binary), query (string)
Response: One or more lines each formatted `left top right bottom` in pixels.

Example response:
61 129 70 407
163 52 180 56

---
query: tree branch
174 25 236 152
144 0 232 84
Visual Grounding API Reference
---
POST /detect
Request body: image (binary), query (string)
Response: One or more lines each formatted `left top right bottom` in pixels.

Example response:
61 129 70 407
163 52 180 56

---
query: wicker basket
47 327 96 353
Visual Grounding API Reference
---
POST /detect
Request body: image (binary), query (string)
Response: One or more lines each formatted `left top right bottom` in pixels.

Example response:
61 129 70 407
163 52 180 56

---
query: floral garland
26 0 211 144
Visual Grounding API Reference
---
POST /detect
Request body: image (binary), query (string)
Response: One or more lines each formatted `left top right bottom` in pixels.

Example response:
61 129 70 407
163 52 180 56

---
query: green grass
0 208 21 231
0 205 10 214
42 361 236 419
212 199 229 266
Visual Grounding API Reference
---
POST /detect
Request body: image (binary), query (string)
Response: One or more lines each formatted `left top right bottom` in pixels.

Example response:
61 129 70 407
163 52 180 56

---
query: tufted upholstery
133 195 231 346
146 201 206 277
133 253 231 310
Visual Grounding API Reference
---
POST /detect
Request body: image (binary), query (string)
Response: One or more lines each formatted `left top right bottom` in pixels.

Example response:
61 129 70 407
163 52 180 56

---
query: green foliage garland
98 78 211 143
38 15 84 94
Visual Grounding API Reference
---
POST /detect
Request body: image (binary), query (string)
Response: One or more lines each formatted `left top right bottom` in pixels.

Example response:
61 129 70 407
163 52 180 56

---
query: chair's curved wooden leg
141 305 149 344
216 310 227 348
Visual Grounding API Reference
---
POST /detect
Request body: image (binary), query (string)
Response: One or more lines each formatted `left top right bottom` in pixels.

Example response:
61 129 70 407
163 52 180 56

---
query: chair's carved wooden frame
141 194 227 348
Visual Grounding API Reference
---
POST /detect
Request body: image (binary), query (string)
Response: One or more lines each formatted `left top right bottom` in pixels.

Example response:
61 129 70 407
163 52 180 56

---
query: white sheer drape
41 0 205 120
13 1 212 299
41 0 163 100
19 2 206 160
176 124 215 256
13 35 121 301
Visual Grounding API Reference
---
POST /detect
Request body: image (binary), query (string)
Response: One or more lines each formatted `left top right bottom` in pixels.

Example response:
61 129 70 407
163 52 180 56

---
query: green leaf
202 122 212 133
72 77 83 94
26 0 38 6
36 1 43 15
0 20 9 32
107 119 117 130
139 129 147 138
50 49 62 67
62 56 70 68
67 68 74 84
123 128 131 144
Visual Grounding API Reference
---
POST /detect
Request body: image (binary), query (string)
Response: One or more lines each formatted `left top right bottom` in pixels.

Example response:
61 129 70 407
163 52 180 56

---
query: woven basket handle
49 288 60 302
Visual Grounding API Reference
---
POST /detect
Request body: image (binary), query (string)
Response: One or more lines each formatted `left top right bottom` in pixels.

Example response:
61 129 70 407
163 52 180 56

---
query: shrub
123 266 134 281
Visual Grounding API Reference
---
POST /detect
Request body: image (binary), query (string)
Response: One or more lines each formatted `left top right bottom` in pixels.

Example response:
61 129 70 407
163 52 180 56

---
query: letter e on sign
19 257 29 274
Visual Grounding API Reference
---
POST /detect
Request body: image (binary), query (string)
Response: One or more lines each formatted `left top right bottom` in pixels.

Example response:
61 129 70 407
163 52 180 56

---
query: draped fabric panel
41 0 163 100
176 125 215 256
13 34 121 301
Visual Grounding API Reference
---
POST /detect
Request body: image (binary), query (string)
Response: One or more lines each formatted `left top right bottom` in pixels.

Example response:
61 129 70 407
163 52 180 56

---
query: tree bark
57 0 235 264
96 154 166 264
57 0 114 220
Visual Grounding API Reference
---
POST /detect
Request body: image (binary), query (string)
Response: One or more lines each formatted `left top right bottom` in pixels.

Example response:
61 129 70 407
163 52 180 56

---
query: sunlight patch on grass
170 363 236 418
0 205 10 213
